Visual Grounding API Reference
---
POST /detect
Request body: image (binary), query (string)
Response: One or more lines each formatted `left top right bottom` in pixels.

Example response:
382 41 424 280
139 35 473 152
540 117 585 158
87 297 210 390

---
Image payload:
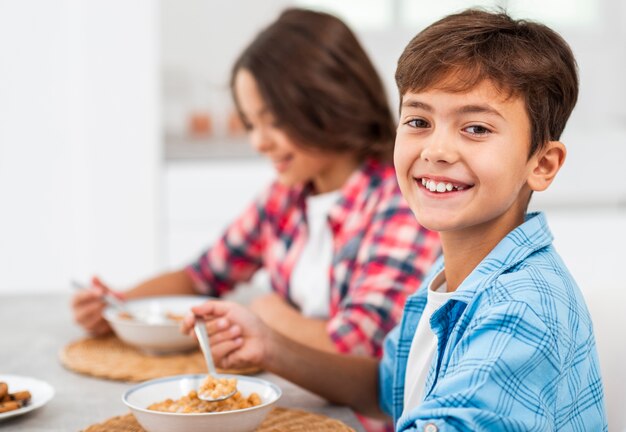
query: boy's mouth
417 177 473 193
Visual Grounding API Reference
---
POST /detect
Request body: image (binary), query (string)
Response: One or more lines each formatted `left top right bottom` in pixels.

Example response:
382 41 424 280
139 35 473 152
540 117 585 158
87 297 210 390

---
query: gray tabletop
0 293 364 431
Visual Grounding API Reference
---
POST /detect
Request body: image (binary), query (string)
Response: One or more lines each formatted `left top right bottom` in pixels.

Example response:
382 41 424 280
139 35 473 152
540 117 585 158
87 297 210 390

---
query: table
0 293 364 431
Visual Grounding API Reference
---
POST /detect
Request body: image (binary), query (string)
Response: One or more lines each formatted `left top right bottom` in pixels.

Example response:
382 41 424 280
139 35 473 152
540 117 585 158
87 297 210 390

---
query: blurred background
0 0 624 428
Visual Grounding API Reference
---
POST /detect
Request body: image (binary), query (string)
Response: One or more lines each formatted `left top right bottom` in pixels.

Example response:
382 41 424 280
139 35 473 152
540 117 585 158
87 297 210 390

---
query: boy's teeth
422 178 464 193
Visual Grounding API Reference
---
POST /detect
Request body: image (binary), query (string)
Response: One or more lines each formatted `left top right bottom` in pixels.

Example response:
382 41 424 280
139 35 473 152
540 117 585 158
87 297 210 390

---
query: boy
183 9 607 431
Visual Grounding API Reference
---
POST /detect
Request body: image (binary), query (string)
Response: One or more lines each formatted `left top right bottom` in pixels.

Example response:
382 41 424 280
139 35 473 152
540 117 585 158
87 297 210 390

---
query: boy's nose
421 133 458 164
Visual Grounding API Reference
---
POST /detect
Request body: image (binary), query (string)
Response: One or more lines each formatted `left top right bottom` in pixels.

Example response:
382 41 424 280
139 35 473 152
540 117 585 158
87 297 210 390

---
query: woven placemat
257 407 354 431
60 335 259 382
82 408 355 432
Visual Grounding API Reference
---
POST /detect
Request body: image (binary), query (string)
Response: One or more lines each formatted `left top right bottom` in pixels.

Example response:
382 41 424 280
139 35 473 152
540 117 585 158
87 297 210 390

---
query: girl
73 8 439 429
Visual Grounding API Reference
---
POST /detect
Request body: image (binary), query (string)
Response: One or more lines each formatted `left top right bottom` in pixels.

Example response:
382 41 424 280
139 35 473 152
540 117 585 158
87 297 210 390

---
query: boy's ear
527 141 567 192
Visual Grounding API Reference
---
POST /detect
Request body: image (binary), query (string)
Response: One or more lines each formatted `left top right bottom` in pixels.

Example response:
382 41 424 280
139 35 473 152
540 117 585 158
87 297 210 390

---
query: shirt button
424 424 438 432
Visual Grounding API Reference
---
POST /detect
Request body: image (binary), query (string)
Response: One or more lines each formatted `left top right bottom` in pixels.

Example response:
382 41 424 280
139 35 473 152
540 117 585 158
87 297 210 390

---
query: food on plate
0 382 31 413
147 376 261 414
0 401 21 413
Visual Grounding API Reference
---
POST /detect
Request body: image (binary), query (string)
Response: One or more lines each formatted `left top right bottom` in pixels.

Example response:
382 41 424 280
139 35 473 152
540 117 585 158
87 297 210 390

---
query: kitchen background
0 0 624 427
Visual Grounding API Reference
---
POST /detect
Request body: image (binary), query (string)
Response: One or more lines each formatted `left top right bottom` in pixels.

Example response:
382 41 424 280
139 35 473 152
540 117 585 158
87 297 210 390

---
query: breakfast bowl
103 295 208 354
122 374 281 432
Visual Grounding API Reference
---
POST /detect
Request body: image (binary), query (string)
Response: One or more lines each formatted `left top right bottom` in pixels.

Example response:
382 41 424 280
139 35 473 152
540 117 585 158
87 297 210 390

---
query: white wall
545 208 626 431
160 0 293 137
0 0 161 293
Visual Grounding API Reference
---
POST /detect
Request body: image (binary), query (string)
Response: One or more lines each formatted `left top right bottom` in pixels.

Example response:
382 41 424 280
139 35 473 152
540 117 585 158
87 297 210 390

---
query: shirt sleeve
397 300 565 432
185 189 268 297
327 190 440 357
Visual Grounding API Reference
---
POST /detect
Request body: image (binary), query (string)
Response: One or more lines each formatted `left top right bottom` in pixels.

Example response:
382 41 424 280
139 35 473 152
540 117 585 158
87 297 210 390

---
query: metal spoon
194 318 236 401
71 279 136 320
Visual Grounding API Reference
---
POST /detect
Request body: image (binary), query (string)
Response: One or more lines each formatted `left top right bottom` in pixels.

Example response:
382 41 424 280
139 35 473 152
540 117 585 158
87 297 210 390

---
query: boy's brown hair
231 8 396 162
396 9 578 156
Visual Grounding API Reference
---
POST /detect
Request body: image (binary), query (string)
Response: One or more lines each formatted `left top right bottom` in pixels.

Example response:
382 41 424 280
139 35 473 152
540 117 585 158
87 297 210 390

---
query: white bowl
104 295 208 354
123 374 281 432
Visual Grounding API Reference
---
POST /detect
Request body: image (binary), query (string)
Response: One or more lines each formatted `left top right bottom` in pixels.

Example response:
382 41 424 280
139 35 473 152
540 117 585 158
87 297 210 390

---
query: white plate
0 375 55 421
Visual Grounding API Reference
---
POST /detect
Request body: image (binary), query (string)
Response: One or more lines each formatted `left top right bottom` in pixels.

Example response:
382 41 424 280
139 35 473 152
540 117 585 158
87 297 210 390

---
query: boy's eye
406 118 430 128
464 125 491 136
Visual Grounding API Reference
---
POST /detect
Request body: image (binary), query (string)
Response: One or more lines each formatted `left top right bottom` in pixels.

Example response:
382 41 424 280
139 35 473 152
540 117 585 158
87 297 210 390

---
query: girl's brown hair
396 9 579 156
231 8 395 161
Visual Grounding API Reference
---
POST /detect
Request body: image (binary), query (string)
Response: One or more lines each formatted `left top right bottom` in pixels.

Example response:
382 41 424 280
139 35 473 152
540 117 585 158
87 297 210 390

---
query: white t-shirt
289 190 341 318
403 270 454 411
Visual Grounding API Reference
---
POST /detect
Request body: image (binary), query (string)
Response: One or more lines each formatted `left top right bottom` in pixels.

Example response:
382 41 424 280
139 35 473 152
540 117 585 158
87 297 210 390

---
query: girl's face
234 69 358 193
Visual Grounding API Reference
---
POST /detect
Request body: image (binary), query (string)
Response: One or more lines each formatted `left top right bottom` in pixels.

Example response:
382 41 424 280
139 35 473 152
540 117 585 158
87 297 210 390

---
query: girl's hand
71 276 120 336
182 300 271 370
249 292 295 323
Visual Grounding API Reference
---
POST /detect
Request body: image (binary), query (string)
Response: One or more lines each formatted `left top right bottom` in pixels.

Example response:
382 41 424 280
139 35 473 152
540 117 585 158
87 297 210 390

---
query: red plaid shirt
187 159 440 357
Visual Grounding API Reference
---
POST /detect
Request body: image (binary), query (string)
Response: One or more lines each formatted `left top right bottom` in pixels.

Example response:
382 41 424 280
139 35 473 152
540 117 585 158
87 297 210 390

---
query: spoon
194 318 237 402
71 279 136 320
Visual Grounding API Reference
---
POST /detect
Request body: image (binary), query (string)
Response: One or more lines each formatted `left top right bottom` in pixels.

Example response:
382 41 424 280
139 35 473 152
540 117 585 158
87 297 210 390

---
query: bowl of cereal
122 374 281 432
104 295 208 355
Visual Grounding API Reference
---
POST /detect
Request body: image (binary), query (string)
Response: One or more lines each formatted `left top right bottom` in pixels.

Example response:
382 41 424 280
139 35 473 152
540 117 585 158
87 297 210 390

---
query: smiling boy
184 9 607 431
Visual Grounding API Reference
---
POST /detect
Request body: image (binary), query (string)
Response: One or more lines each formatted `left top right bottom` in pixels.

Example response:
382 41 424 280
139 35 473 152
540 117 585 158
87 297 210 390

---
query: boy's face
394 79 535 235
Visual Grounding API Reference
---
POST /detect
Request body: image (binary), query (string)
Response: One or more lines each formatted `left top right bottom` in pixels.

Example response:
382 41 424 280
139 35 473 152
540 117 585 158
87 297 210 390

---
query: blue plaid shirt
379 212 607 431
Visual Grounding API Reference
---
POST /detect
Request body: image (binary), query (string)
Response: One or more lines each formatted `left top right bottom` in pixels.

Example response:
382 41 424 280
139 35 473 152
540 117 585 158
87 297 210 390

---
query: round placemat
82 408 355 432
258 407 355 431
60 335 259 382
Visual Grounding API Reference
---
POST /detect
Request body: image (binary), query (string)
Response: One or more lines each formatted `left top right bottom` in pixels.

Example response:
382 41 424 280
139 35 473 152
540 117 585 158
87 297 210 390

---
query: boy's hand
182 300 271 370
71 276 121 336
